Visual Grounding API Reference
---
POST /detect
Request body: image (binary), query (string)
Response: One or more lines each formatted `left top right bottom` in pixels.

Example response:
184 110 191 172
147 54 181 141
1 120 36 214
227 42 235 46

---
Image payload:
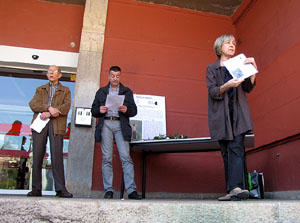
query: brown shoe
27 190 42 197
56 190 73 198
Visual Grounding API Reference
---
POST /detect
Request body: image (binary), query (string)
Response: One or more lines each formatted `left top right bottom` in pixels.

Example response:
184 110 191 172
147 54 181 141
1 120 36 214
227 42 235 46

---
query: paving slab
1 196 300 223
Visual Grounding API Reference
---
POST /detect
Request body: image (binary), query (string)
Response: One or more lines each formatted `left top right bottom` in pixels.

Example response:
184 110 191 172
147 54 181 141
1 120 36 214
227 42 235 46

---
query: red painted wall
1 0 299 194
247 138 300 192
92 0 300 194
234 0 300 148
234 0 300 192
101 0 235 139
0 0 84 52
92 0 235 193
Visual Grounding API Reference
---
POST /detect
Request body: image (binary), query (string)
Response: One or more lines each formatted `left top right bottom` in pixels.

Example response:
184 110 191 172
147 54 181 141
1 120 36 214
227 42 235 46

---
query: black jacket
91 83 137 142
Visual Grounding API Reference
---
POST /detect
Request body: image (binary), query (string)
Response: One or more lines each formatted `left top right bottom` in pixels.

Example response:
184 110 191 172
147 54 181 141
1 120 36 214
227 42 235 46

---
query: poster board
130 94 167 141
130 94 166 141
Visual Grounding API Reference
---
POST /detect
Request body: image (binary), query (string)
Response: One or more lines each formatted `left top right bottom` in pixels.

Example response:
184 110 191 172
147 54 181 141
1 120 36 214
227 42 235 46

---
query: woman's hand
244 57 257 84
219 78 244 95
244 57 257 70
226 78 244 88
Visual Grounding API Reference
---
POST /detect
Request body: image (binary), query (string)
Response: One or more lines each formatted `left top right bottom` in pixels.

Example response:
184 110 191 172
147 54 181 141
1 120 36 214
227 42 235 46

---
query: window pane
0 76 74 192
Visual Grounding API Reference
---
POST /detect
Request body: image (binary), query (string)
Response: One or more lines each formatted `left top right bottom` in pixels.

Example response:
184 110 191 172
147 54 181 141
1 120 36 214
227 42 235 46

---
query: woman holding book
206 34 257 201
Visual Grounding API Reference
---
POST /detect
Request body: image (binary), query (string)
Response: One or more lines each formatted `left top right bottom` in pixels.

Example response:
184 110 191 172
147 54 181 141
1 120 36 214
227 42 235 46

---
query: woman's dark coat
206 60 256 140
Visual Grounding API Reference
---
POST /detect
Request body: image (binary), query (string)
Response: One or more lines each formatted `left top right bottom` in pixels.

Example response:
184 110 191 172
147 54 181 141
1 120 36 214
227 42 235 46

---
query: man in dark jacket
91 66 141 199
27 65 72 198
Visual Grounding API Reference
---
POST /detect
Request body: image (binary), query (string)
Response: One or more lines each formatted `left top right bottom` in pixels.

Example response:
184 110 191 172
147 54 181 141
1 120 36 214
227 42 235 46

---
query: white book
223 53 258 79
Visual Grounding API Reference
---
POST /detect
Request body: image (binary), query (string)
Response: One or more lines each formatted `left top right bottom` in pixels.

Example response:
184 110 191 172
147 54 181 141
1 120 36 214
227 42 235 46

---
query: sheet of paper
105 95 125 111
30 113 50 133
223 53 258 79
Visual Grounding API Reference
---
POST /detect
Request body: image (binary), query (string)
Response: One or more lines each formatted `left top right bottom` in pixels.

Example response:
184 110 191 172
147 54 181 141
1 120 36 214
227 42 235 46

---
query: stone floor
1 195 300 222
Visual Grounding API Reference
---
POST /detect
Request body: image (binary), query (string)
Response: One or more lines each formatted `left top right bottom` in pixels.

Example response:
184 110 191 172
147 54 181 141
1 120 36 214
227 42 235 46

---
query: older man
27 65 72 198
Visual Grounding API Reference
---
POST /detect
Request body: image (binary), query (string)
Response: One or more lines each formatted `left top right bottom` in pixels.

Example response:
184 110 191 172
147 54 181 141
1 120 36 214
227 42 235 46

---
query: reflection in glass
0 76 74 192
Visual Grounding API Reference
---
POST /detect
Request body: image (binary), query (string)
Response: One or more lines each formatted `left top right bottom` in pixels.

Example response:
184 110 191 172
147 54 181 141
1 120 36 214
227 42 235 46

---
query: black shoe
128 191 142 200
104 191 113 199
56 190 73 198
27 190 42 197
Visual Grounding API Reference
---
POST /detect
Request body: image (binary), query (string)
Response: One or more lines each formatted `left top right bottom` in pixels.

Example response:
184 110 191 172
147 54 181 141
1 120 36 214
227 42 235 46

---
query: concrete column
66 0 108 197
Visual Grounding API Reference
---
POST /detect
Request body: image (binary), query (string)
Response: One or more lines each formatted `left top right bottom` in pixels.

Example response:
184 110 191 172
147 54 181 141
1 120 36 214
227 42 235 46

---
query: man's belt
104 116 120 121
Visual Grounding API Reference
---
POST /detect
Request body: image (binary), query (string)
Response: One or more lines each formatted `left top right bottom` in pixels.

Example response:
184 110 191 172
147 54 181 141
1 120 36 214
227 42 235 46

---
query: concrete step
1 196 300 222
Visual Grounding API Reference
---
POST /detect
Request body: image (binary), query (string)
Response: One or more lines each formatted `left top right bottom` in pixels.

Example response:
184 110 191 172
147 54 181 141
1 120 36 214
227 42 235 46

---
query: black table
120 134 254 199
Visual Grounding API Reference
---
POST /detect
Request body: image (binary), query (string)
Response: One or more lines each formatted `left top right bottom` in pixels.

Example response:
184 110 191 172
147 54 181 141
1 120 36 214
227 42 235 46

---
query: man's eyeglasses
48 69 58 73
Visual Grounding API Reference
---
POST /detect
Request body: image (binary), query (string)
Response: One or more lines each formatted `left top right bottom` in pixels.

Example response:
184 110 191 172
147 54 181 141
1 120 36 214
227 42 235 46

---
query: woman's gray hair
214 34 235 58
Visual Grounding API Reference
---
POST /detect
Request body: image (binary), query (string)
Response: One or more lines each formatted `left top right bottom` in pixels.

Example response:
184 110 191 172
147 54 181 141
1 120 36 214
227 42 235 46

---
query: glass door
0 75 74 195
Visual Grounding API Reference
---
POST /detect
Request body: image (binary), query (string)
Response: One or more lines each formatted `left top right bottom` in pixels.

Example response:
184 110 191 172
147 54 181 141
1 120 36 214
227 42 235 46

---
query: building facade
0 0 299 198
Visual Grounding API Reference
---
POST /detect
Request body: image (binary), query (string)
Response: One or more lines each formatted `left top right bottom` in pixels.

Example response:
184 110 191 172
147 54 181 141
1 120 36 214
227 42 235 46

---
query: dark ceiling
40 0 86 5
41 0 243 16
137 0 243 16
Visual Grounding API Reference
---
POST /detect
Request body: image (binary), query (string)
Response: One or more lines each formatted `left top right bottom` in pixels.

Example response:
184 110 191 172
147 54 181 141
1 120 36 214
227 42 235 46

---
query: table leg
120 173 124 199
142 151 147 199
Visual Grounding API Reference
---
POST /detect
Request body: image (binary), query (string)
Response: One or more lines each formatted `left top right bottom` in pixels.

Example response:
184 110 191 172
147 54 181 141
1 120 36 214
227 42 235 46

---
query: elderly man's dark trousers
31 120 66 192
219 134 248 193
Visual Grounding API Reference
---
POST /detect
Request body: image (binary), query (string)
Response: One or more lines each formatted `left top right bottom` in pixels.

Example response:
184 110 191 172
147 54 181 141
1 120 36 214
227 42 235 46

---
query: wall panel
92 0 235 194
0 0 84 52
235 0 300 147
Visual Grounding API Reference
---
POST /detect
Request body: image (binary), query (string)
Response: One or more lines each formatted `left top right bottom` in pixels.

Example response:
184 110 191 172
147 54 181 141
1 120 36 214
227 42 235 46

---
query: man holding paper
206 34 258 201
91 66 141 199
27 65 72 198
